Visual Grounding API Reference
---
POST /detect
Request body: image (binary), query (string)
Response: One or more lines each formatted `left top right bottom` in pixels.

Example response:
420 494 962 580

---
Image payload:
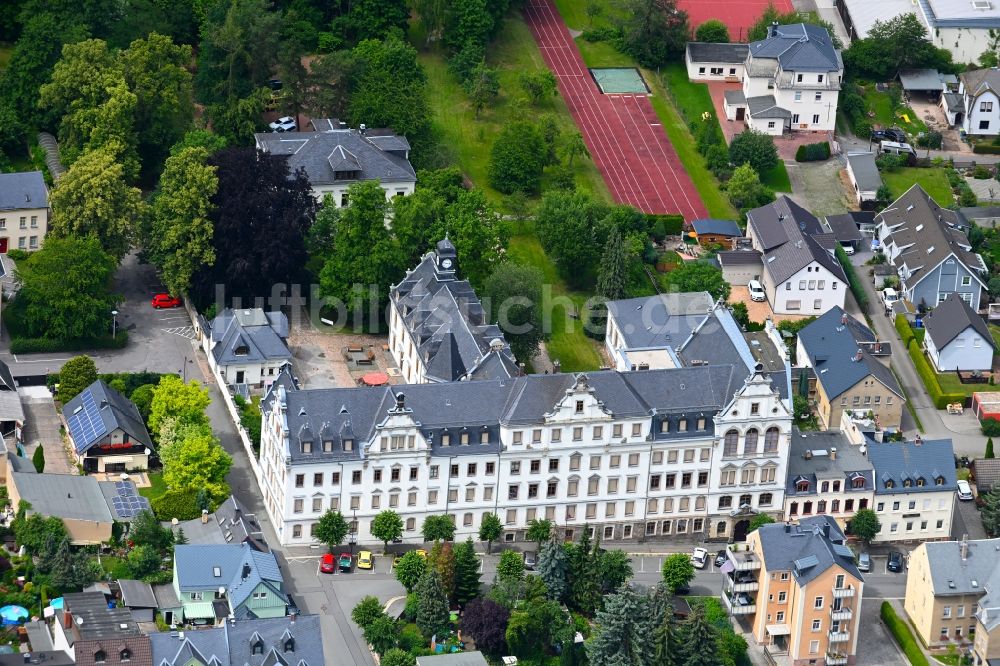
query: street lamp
111 310 118 338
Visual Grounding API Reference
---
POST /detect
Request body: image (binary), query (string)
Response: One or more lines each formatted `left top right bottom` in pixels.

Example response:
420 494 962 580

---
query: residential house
960 206 1000 229
63 380 153 473
0 171 48 253
0 360 24 446
169 495 268 550
922 293 996 372
957 69 1000 135
876 185 988 310
258 332 793 546
203 308 291 390
905 538 999 652
684 42 748 81
783 430 874 530
746 196 848 315
691 219 743 249
823 213 866 254
729 515 863 666
865 436 957 542
164 544 288 622
836 0 1000 64
388 239 519 384
51 593 152 666
8 472 114 544
603 292 715 371
844 152 882 206
972 457 1000 492
796 307 904 429
149 615 325 666
255 118 416 204
416 655 490 666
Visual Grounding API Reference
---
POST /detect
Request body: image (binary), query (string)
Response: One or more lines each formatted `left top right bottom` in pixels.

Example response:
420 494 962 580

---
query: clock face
441 258 453 269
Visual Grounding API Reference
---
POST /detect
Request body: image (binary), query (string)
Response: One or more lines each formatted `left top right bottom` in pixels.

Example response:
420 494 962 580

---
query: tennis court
590 68 650 95
680 0 794 41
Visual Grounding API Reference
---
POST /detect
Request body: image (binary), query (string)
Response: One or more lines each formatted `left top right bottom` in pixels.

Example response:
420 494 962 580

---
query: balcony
828 630 851 643
724 570 759 593
826 652 849 665
832 585 856 599
722 590 756 616
727 548 762 571
830 607 853 622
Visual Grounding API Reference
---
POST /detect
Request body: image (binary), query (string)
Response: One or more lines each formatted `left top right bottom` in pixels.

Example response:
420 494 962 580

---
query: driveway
953 497 988 541
857 602 907 666
18 386 74 474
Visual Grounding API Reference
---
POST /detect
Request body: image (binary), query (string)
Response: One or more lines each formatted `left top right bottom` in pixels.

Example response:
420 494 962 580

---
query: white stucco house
686 23 843 135
956 69 1000 136
0 171 49 253
922 293 996 372
255 118 416 205
845 152 882 205
203 308 292 390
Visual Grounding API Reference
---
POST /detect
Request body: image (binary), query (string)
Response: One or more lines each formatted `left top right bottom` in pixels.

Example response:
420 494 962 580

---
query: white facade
764 261 846 315
0 206 47 252
388 303 427 384
872 489 954 543
961 85 1000 136
685 54 745 81
257 371 793 547
314 181 415 207
925 325 994 372
603 312 677 372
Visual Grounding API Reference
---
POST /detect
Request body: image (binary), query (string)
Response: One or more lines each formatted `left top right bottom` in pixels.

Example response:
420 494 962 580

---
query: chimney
63 612 72 630
201 509 209 524
830 447 837 460
854 349 862 362
242 563 251 580
290 612 296 624
553 360 561 373
914 434 922 446
961 538 969 561
822 524 830 537
784 521 791 533
395 392 406 411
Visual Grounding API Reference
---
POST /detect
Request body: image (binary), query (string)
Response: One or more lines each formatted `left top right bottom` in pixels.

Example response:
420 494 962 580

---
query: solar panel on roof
832 544 854 560
794 555 819 570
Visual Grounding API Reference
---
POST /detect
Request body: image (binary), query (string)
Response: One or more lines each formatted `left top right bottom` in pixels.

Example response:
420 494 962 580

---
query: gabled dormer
544 374 613 423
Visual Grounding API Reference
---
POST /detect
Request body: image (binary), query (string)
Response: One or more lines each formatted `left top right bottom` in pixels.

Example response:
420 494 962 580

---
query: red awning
360 372 389 386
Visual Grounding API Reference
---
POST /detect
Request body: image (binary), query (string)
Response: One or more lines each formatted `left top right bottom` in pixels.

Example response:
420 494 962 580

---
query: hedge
973 143 1000 154
880 602 930 666
894 314 914 346
10 332 128 355
835 246 869 313
795 141 831 162
907 339 965 409
150 489 201 521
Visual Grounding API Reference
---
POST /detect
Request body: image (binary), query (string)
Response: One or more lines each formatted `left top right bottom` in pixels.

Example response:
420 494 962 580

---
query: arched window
817 500 827 513
717 521 728 535
803 501 813 514
743 429 759 456
885 480 895 489
739 494 752 507
851 475 865 489
831 499 840 513
724 429 739 457
796 479 810 492
718 495 733 509
790 501 799 515
764 427 780 452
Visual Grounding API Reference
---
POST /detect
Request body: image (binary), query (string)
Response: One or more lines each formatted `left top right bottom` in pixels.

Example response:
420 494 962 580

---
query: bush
880 602 930 666
916 131 943 149
648 214 684 239
150 489 202 521
10 332 128 355
835 246 869 313
853 119 872 142
795 142 831 162
581 26 619 42
975 143 1000 154
5 249 29 262
894 314 915 347
983 419 1000 437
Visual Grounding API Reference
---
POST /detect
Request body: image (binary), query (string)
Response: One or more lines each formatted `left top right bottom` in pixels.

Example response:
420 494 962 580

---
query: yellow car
357 550 374 570
415 549 428 559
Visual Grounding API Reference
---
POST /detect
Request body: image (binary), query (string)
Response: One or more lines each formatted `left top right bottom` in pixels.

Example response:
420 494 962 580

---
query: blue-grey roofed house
63 380 152 473
865 436 957 542
0 171 48 253
691 219 743 248
166 544 288 622
796 307 903 430
204 308 292 391
150 615 325 666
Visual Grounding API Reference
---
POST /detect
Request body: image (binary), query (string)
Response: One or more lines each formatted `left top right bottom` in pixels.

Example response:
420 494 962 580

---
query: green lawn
507 229 603 372
138 472 167 502
882 168 954 206
858 85 927 137
419 14 609 205
991 325 1000 350
553 0 618 30
936 371 990 397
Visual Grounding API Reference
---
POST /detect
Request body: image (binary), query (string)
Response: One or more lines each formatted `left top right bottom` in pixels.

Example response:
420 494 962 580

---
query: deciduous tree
159 426 232 501
478 513 503 554
422 514 457 542
661 552 695 594
489 120 547 195
484 263 543 362
467 60 499 118
363 615 398 656
519 69 557 106
313 510 349 552
370 510 404 552
664 261 731 300
496 550 525 583
695 19 729 42
525 519 553 548
394 551 427 593
351 595 384 629
57 355 98 402
148 375 210 434
429 541 456 600
462 597 510 654
729 129 778 174
617 0 690 68
848 508 882 544
748 513 776 533
598 549 633 594
379 649 416 666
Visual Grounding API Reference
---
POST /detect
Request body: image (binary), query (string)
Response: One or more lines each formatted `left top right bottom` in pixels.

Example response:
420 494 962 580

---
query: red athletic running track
523 0 707 221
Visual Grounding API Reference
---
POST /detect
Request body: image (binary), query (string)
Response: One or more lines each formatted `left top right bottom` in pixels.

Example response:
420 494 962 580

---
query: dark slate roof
0 360 17 392
64 380 152 454
686 42 749 64
227 615 324 666
0 653 73 666
748 197 846 285
173 544 285 611
961 69 1000 99
747 95 791 119
899 69 947 91
13 472 114 523
0 172 47 211
921 538 1000 599
877 185 986 287
724 90 747 106
974 458 1000 493
797 307 903 399
866 436 957 495
748 23 840 72
416 655 490 666
845 152 883 192
764 233 846 285
605 292 715 349
923 293 995 350
209 309 291 366
391 240 517 382
254 121 415 186
691 218 742 237
785 429 874 498
151 627 229 666
718 250 763 266
756 516 863 585
824 213 864 243
118 579 157 609
61 593 142 640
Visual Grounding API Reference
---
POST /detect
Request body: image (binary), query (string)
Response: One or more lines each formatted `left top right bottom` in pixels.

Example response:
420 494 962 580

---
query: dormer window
936 476 945 486
903 479 912 488
234 344 249 356
460 432 469 445
796 479 810 492
120 649 131 662
302 441 312 454
94 651 106 664
253 641 264 655
885 480 895 489
323 440 333 452
284 638 295 653
916 477 925 487
441 434 451 447
343 438 353 451
480 431 489 444
851 476 865 489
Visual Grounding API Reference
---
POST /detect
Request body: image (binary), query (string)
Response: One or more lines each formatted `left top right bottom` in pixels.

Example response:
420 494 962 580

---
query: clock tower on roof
435 237 458 279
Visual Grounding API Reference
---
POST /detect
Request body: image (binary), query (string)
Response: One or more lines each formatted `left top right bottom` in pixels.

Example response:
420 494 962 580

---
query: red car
320 553 336 574
151 293 182 309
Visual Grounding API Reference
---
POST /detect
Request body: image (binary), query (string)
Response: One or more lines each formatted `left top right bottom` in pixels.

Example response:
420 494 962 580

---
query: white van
748 280 766 302
879 140 916 156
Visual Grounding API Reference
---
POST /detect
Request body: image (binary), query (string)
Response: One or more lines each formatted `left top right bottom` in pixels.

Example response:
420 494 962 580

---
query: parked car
269 116 297 132
714 549 728 568
957 479 974 501
881 287 900 310
879 140 916 156
691 547 709 569
338 552 353 573
357 550 373 570
523 551 537 570
151 293 182 309
320 553 336 574
840 242 855 256
887 551 905 573
857 552 871 573
871 128 907 143
748 280 766 302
